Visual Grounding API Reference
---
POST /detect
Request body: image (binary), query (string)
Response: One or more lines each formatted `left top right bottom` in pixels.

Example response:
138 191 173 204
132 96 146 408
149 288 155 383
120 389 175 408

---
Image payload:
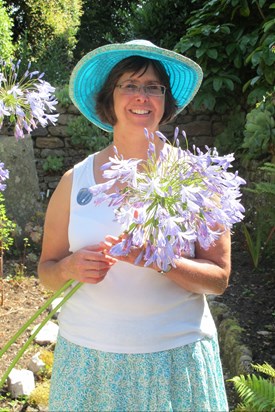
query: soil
0 231 274 412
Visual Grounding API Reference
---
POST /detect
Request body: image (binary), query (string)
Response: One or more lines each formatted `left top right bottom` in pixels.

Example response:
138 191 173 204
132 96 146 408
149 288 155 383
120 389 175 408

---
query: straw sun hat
69 39 203 132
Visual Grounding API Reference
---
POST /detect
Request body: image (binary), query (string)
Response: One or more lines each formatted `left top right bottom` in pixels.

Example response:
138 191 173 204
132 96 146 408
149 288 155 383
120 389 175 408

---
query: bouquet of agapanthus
0 59 59 139
90 128 246 271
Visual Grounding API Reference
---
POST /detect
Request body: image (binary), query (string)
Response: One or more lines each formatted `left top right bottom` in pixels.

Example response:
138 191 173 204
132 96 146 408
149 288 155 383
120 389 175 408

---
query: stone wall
31 103 228 197
31 104 87 198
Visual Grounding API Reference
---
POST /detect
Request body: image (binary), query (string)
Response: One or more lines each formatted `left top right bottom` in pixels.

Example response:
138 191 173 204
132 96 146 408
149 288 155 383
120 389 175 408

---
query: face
113 64 165 133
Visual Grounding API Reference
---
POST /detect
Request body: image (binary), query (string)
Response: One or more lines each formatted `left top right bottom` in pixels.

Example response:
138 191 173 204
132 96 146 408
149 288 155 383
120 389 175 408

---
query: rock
28 352 46 374
238 354 253 372
7 369 35 398
212 314 253 376
31 320 59 345
257 330 272 337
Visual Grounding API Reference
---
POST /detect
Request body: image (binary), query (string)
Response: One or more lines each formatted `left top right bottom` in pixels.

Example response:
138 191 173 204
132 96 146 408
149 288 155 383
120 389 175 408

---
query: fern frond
234 402 251 411
234 403 251 412
229 374 275 411
258 163 275 174
252 362 275 379
253 182 275 195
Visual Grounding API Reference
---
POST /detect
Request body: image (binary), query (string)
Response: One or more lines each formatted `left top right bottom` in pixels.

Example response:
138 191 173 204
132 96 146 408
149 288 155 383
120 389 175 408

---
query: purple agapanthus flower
0 162 9 191
89 128 246 271
101 153 142 188
0 59 59 139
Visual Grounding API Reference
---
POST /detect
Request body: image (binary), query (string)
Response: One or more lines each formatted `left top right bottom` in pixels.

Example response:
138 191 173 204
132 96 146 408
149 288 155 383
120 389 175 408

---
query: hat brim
69 42 203 132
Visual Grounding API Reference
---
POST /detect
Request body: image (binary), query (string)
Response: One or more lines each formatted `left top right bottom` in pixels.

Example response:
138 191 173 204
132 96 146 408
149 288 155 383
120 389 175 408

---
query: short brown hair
95 56 178 127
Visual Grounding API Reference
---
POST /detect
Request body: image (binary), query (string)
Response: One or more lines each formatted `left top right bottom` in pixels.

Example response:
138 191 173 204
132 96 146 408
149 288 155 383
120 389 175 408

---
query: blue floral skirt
49 334 228 412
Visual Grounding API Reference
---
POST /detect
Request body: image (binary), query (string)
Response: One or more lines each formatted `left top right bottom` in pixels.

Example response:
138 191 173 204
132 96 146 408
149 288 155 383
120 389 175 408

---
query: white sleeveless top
58 154 216 353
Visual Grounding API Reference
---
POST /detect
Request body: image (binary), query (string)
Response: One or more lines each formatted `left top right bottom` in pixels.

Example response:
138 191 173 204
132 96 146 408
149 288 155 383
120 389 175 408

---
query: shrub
67 115 112 152
55 84 71 108
0 192 16 252
12 0 83 85
242 90 275 164
175 0 275 112
0 0 14 61
29 380 50 408
42 155 64 174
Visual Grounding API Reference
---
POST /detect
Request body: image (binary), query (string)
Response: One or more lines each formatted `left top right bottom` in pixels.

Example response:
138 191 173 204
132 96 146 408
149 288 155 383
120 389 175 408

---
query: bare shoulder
46 168 73 208
44 169 73 227
59 168 73 190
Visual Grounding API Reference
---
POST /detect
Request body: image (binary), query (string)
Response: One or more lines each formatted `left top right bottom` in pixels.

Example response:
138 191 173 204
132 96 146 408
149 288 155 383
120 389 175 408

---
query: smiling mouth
130 109 151 115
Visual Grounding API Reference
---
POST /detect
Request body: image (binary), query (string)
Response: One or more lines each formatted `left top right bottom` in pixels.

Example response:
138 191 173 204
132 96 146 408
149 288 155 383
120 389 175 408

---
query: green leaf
176 39 194 53
223 78 234 91
263 19 275 32
196 48 206 58
240 6 250 17
193 38 202 48
213 77 223 92
242 224 260 267
207 48 218 59
226 43 236 56
204 94 216 111
251 51 261 66
234 54 243 69
220 25 231 34
265 69 275 85
250 76 261 86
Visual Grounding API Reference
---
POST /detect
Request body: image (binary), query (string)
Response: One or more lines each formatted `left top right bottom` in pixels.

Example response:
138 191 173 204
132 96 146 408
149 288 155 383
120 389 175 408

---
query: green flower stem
0 281 82 389
0 279 75 359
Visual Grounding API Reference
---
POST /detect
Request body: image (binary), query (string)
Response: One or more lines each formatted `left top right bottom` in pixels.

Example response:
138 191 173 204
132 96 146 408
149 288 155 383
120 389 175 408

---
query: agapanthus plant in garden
89 128 246 271
0 59 59 139
0 59 61 387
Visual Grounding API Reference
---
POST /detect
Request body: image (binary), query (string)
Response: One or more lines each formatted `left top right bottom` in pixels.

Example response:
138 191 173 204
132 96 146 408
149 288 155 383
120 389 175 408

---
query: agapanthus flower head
0 162 9 191
90 129 246 271
0 59 59 139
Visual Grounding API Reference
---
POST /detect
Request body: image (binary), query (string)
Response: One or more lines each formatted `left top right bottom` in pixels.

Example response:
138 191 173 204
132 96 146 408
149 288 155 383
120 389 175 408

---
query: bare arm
38 169 117 291
166 230 231 295
104 228 231 295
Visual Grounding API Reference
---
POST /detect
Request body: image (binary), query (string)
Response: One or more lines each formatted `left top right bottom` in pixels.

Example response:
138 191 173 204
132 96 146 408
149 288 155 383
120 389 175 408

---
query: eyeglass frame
115 81 166 97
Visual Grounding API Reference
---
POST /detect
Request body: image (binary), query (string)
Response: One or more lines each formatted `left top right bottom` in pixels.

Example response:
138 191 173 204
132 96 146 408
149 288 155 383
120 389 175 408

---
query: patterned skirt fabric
49 334 228 412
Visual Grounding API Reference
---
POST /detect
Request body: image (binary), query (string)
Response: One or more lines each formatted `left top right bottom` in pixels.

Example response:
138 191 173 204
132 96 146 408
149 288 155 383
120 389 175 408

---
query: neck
112 126 165 160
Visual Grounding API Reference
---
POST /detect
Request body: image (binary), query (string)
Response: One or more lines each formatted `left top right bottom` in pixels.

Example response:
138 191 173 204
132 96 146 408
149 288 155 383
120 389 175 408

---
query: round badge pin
77 188 93 205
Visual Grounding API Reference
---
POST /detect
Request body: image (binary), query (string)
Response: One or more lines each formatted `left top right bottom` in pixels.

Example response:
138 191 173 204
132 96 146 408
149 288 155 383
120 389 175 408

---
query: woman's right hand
60 245 118 284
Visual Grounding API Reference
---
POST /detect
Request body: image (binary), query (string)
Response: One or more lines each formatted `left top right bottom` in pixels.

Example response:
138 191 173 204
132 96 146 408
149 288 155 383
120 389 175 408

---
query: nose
135 86 149 100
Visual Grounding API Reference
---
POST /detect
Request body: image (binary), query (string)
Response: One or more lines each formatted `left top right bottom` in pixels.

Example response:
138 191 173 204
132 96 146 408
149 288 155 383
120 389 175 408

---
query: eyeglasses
116 82 166 96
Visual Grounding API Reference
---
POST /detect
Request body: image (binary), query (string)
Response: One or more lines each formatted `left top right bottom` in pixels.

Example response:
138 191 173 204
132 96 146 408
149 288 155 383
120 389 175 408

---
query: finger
83 244 105 252
99 240 113 248
104 235 120 244
82 250 117 264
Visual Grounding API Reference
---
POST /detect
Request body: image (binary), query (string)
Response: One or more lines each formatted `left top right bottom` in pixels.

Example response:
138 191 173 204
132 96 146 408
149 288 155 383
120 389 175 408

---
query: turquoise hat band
69 40 203 132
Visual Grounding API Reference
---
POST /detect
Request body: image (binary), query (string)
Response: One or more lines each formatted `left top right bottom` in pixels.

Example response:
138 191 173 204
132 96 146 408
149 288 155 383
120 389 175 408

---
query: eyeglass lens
117 83 166 96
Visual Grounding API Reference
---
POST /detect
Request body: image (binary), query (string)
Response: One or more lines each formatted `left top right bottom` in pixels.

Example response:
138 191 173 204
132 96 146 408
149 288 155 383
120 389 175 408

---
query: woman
38 39 230 411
